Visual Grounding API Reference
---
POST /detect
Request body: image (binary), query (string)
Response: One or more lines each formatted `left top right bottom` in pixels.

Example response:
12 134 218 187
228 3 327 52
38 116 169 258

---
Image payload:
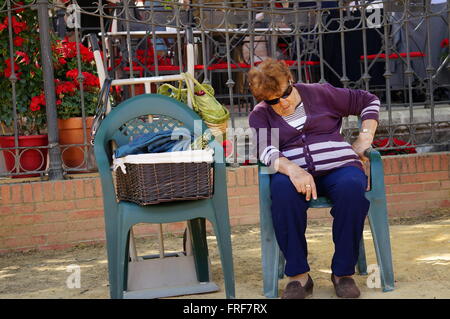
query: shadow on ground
0 210 449 299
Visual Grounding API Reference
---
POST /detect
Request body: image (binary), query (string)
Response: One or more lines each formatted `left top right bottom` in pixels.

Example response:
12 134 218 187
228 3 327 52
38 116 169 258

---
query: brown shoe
281 275 314 299
331 274 361 298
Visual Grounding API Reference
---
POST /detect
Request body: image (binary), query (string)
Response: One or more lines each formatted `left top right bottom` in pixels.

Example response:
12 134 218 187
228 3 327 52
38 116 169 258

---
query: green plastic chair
93 94 235 299
258 148 395 298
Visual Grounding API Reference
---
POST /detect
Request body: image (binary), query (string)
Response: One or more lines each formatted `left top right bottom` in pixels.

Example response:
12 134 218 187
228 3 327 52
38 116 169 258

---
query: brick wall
0 152 449 254
383 153 450 217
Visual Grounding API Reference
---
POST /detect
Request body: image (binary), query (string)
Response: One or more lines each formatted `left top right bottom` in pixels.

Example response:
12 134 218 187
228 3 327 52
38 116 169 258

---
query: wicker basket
113 150 214 205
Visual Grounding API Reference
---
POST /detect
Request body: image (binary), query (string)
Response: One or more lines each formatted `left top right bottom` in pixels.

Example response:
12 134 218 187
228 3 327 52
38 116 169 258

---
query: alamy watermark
366 264 381 289
66 264 81 289
163 120 279 173
66 3 81 29
366 5 382 29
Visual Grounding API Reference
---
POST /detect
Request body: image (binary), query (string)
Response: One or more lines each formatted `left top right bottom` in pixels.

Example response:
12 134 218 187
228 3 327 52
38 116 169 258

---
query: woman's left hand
352 134 373 191
352 134 373 162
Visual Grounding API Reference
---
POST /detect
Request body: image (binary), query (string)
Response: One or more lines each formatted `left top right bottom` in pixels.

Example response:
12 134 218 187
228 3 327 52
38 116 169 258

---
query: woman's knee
270 173 299 200
270 173 310 215
328 170 370 212
333 170 367 195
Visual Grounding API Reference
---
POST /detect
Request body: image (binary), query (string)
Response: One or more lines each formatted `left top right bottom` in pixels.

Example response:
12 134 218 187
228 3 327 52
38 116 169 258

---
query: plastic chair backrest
96 94 218 150
94 94 224 198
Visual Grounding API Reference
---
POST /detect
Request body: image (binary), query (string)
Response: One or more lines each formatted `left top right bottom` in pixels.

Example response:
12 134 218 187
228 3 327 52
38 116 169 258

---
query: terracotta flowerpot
0 134 49 178
58 116 96 171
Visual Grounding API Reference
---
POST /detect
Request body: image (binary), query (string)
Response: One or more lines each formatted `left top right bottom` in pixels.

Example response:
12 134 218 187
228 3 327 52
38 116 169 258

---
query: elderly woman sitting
248 59 379 299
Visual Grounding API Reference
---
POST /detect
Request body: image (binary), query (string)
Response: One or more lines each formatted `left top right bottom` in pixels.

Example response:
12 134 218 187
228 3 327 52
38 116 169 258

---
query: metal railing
1 0 449 179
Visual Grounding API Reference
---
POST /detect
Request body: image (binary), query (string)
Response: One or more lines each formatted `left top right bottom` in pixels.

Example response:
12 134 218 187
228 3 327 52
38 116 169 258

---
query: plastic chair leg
278 253 286 280
260 217 283 298
105 240 120 299
367 198 395 292
114 226 130 299
104 220 123 299
211 212 235 299
123 231 130 291
188 218 210 283
258 169 282 298
357 237 368 275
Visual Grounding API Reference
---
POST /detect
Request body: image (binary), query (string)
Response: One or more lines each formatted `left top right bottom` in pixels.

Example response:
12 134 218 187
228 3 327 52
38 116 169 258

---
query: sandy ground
0 210 449 299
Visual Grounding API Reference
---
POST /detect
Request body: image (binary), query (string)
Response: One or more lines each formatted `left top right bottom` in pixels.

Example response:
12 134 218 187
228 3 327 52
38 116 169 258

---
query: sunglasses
264 82 293 105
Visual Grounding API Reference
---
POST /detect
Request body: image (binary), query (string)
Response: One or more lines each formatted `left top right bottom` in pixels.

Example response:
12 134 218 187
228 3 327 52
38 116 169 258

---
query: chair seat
308 196 332 208
118 198 216 225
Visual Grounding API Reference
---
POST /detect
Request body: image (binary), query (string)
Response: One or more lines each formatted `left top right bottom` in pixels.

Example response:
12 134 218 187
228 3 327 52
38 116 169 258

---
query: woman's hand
352 133 373 161
353 119 377 161
352 133 373 191
287 165 317 201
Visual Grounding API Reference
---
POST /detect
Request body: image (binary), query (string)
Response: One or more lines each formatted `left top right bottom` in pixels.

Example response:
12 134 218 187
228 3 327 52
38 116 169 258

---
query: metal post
37 0 64 180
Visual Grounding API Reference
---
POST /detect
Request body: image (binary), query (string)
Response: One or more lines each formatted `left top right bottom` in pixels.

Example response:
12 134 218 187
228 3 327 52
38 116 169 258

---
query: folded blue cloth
114 128 193 158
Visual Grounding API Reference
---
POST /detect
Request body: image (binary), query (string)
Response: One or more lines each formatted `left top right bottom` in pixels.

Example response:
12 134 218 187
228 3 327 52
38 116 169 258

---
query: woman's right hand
287 165 317 201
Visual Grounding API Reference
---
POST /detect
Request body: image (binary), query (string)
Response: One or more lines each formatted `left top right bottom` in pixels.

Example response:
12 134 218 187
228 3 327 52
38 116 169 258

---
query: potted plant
25 36 102 171
0 1 49 177
51 37 101 171
1 1 103 174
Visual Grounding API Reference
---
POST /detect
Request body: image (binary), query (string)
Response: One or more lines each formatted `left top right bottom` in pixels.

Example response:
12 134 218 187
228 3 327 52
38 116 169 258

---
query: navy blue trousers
270 166 370 277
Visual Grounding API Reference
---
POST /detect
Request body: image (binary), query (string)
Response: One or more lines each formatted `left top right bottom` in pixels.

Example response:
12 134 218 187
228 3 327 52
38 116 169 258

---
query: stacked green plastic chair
94 94 235 299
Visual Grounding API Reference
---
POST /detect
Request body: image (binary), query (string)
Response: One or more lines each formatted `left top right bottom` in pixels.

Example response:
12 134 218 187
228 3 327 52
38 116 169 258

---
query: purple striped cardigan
248 82 380 176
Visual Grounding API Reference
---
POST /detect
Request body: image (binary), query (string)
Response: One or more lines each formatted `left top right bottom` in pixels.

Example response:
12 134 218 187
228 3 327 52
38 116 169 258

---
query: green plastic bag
181 72 230 125
158 73 230 125
157 82 188 104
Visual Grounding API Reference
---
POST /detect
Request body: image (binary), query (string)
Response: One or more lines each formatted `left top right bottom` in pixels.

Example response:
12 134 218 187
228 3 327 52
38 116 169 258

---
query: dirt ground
0 209 449 299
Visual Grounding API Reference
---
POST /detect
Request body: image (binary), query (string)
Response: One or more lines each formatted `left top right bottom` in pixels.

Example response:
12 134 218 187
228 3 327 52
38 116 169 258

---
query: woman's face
266 80 296 112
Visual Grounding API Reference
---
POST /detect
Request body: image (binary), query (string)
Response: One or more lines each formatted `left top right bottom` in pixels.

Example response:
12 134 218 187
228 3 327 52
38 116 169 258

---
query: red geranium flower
55 80 77 95
59 41 78 59
57 40 94 62
4 58 20 78
16 51 30 65
372 138 417 155
1 16 27 34
14 36 24 47
11 16 27 34
82 72 99 87
13 2 25 14
80 44 94 62
66 68 79 79
30 94 46 112
65 69 99 88
30 98 41 111
440 38 449 48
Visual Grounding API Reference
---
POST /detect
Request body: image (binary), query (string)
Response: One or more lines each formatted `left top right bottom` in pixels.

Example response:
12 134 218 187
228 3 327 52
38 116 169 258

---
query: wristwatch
359 128 374 137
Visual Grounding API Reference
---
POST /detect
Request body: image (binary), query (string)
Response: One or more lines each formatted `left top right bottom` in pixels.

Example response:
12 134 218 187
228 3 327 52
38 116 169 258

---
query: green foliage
57 90 98 120
0 1 46 135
